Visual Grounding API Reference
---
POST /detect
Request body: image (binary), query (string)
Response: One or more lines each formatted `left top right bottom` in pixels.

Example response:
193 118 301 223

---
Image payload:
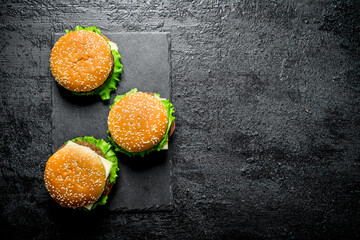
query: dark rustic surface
52 32 172 211
1 0 360 239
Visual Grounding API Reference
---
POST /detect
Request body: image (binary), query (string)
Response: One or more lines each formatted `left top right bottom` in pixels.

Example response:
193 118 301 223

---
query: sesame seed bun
108 92 169 152
50 30 113 92
57 141 115 198
44 141 107 208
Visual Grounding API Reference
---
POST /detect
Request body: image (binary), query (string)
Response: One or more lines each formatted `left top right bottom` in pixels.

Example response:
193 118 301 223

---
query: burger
44 137 119 210
107 88 175 157
50 26 123 100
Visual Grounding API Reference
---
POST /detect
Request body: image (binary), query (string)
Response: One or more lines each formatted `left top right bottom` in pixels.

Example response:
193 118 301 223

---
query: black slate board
52 32 172 211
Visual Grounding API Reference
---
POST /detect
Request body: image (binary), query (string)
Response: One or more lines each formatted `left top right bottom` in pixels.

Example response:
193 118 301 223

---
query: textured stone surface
1 0 360 239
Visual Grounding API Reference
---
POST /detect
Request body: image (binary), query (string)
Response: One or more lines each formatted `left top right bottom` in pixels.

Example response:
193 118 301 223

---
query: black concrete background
1 0 360 239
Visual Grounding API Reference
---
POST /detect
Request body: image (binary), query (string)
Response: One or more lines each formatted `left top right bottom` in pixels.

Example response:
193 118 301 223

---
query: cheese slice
98 155 114 180
108 41 118 52
161 142 168 150
65 142 113 210
83 155 113 210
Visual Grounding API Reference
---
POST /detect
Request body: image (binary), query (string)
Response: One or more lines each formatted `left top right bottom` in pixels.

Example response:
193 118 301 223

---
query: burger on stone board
107 88 175 157
50 26 123 100
44 137 119 210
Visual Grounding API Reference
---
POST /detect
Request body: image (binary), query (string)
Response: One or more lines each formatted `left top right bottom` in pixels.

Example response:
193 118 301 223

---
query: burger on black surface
44 137 119 210
50 26 123 100
107 88 175 157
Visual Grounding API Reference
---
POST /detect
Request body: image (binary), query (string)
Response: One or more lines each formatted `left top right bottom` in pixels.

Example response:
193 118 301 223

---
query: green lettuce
65 26 102 35
69 136 119 211
108 88 175 157
65 26 123 100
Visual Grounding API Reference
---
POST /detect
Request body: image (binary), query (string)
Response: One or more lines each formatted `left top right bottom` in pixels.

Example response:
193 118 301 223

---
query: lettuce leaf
69 136 119 210
65 26 123 100
65 26 101 35
108 89 175 157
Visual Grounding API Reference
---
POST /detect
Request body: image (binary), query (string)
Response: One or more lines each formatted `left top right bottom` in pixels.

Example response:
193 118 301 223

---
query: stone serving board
51 32 172 211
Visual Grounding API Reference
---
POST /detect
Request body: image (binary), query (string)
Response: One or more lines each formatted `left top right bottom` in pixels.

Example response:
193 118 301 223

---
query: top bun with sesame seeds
50 30 113 92
44 137 119 210
50 26 123 101
107 88 176 157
